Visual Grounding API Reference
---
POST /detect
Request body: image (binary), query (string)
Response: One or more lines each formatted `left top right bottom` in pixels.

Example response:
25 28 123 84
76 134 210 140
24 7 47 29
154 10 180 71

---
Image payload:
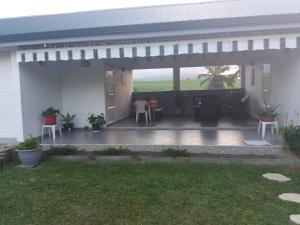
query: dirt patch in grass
93 147 135 156
160 149 191 157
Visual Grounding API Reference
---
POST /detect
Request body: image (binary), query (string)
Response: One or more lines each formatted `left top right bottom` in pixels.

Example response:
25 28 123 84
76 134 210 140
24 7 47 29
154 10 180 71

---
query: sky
0 0 213 19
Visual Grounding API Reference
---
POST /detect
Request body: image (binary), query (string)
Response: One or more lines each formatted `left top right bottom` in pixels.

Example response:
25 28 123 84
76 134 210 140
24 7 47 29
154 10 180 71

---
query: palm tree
197 66 240 90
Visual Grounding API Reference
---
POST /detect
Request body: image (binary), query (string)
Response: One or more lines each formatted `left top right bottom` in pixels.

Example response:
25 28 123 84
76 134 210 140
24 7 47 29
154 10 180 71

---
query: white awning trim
17 34 300 63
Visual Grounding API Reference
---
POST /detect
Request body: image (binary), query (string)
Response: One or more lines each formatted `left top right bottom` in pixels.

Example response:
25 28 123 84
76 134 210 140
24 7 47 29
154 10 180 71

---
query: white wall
269 50 300 126
61 60 106 128
19 62 62 138
244 50 300 126
19 60 106 136
113 69 133 121
0 52 17 139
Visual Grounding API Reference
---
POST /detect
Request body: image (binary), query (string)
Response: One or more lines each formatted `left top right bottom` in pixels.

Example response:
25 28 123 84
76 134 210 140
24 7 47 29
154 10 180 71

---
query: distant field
133 80 241 92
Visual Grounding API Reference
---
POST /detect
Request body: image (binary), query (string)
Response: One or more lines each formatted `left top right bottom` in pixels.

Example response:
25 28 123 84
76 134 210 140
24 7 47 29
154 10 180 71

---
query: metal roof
1 0 300 42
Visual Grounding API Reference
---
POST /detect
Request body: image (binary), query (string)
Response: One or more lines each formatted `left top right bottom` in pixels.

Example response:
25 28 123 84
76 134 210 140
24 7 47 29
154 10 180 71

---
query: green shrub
61 113 76 124
289 142 300 152
45 146 78 156
279 124 300 151
94 148 132 156
17 136 40 150
161 149 190 157
87 113 106 126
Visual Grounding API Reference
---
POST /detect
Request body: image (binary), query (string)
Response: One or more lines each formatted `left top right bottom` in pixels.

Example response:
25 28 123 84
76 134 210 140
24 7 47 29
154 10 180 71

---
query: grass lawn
1 162 300 225
133 80 241 92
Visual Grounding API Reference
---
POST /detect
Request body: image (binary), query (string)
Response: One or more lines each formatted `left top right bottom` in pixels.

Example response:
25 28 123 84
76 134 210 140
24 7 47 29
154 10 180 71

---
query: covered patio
16 31 300 147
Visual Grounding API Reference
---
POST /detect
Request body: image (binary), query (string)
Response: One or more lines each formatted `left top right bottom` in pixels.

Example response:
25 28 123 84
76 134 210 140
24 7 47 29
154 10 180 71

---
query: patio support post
173 66 180 91
241 65 246 89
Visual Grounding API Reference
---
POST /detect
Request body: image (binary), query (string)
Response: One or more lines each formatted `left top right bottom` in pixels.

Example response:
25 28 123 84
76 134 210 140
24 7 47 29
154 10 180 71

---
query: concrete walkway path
290 215 300 224
262 173 291 182
279 193 300 204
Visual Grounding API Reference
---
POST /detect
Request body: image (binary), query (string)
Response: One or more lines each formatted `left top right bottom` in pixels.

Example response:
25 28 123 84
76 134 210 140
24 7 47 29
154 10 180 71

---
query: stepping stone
290 215 300 224
263 173 291 182
279 193 300 204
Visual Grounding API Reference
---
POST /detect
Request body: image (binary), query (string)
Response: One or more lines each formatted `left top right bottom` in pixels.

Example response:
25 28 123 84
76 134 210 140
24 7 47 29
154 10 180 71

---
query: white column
173 67 180 91
240 65 246 89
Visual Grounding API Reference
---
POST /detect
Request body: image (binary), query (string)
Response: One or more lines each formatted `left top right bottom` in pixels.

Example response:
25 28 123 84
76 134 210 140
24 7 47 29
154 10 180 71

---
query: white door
0 53 16 138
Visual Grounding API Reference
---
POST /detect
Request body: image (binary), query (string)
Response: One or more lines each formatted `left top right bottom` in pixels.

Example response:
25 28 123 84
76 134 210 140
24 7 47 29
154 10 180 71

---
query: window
180 65 241 91
264 39 270 50
217 42 223 52
280 38 286 49
232 41 238 51
133 68 173 92
248 40 253 50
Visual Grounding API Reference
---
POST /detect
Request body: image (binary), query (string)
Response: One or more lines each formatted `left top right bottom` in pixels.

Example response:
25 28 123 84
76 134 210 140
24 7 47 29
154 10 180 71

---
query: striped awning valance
17 34 300 63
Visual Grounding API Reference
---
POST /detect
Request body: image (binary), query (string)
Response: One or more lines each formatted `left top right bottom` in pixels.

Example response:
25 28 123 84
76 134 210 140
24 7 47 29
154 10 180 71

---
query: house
1 0 300 142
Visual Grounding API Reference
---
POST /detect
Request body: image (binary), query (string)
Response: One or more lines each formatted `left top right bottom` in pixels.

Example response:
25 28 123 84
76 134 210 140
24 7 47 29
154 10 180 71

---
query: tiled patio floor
109 116 258 129
41 129 281 146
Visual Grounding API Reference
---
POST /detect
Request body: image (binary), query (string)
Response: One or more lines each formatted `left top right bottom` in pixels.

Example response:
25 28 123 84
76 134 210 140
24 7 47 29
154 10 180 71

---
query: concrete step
42 144 283 156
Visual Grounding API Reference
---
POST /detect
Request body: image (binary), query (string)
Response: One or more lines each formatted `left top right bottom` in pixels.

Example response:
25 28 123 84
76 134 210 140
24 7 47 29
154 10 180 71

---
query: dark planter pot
44 115 57 125
16 148 42 167
63 123 74 132
259 116 275 122
92 124 102 131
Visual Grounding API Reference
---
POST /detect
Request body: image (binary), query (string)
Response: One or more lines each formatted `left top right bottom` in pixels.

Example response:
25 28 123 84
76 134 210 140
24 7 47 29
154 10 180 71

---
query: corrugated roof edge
2 13 300 45
0 0 239 21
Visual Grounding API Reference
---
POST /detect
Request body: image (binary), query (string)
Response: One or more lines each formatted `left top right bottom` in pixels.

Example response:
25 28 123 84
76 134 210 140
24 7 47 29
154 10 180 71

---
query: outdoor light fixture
81 60 90 67
38 61 46 67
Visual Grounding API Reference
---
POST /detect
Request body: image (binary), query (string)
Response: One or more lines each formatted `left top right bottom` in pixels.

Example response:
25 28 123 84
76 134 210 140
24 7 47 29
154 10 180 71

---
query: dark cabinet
193 96 221 121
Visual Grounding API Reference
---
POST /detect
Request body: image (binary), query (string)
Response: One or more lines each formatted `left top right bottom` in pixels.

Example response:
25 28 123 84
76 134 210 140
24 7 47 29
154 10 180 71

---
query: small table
258 120 279 138
153 107 163 119
147 100 162 119
42 124 62 141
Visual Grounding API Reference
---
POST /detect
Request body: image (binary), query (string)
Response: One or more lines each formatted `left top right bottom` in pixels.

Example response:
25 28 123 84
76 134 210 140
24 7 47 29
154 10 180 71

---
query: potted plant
16 136 42 167
61 113 76 131
257 104 279 122
87 113 106 131
42 107 60 125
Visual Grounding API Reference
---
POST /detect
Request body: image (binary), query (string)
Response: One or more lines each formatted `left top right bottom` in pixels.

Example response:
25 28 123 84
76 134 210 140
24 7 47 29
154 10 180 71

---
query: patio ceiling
17 33 300 63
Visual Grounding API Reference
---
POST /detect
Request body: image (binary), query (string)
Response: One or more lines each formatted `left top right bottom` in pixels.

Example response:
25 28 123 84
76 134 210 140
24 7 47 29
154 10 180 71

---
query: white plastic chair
42 124 62 141
258 119 279 138
134 100 151 123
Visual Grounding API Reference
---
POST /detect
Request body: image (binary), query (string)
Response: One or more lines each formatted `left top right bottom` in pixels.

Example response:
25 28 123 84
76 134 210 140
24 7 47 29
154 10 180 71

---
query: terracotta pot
259 116 274 122
44 115 57 125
